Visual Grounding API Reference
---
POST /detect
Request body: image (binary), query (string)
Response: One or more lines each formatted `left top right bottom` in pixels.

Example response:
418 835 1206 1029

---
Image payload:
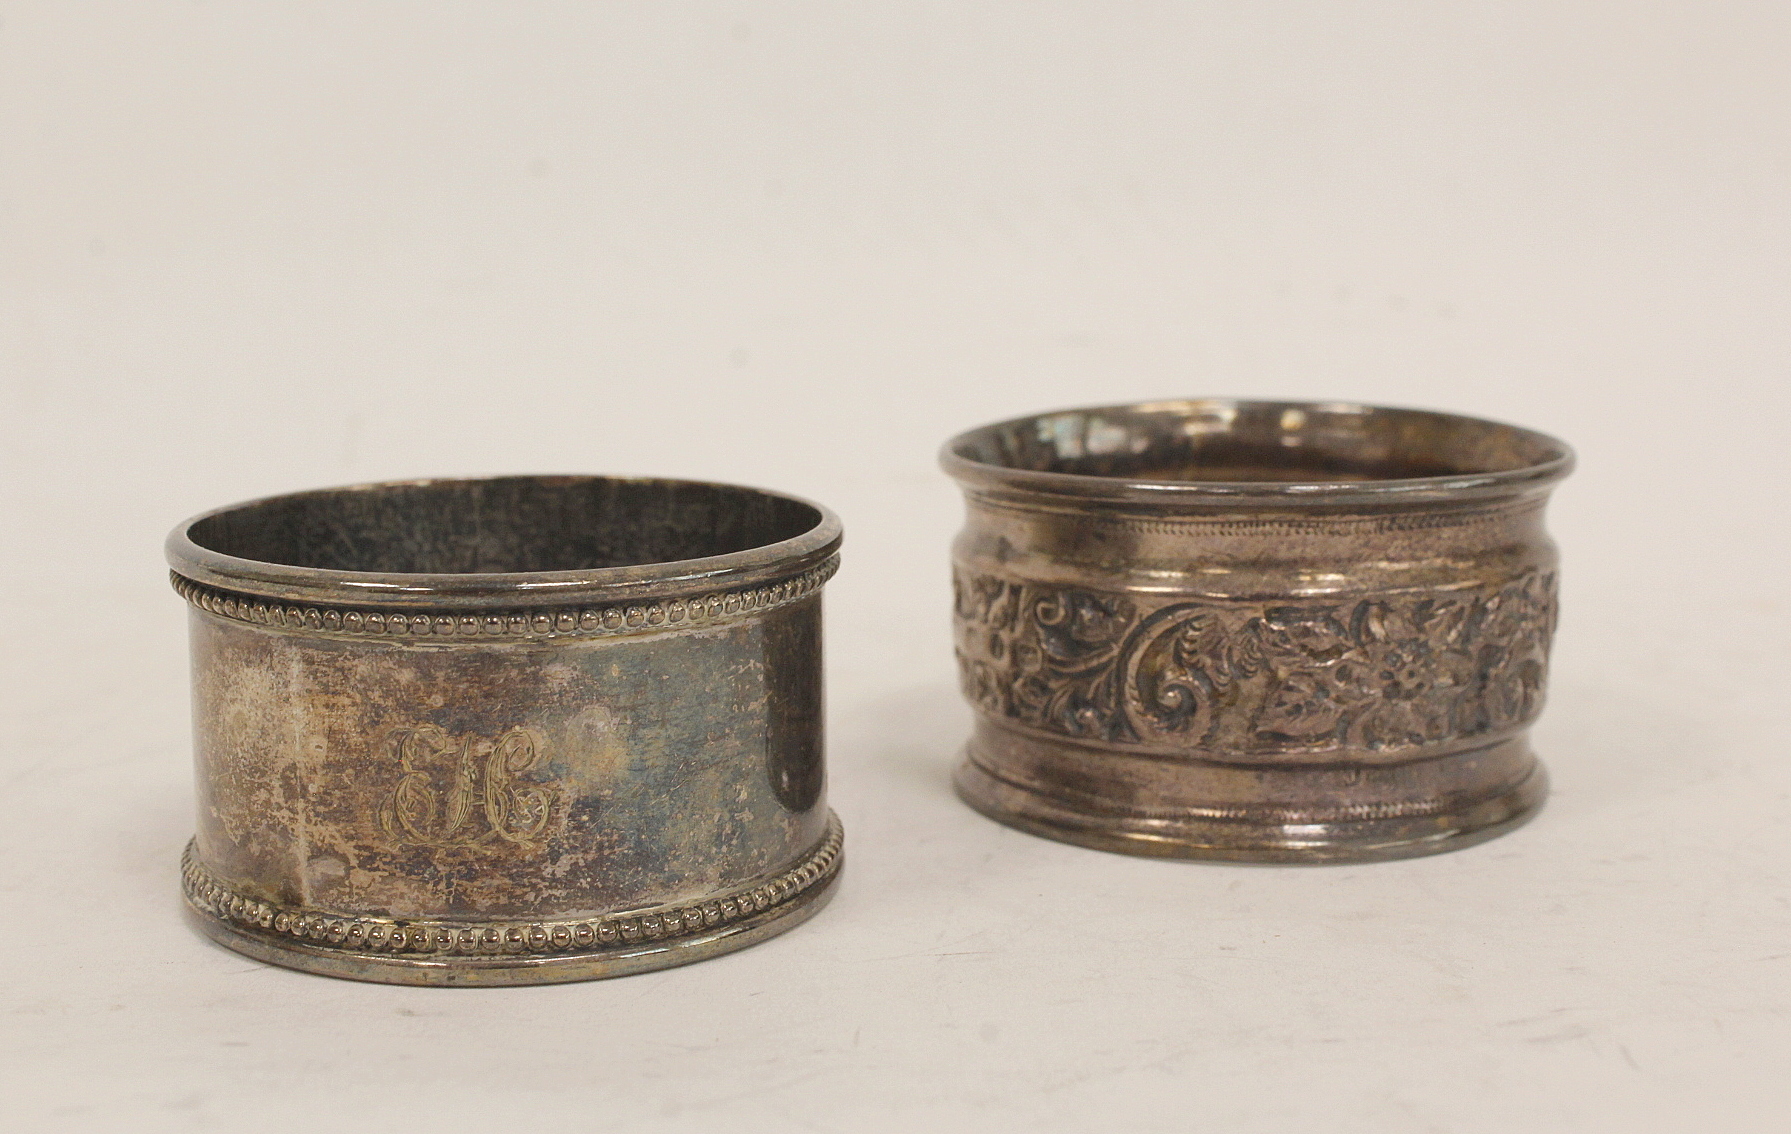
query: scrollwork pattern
379 725 557 848
954 569 1556 755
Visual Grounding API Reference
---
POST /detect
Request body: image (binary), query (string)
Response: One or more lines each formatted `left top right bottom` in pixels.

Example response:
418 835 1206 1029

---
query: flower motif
1344 599 1477 748
953 570 1555 754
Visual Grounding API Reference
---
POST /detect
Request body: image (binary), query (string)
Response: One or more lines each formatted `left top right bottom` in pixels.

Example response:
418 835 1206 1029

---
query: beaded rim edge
182 812 843 959
171 556 838 640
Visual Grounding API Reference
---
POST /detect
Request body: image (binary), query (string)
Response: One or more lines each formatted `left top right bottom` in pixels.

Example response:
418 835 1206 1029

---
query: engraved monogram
953 569 1556 756
378 725 559 848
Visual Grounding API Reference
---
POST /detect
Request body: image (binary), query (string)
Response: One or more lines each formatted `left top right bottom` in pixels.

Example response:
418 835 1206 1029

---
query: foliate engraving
954 569 1556 756
379 726 558 848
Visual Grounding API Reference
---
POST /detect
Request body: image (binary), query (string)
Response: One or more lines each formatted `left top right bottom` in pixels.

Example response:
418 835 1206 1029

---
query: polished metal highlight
943 400 1573 863
168 475 842 984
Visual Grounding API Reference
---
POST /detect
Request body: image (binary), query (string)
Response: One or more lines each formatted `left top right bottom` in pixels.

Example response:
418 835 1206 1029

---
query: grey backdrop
3 4 1787 1131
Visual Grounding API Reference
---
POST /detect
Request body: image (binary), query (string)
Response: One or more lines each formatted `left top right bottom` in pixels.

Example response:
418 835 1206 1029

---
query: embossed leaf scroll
954 570 1556 756
378 725 558 848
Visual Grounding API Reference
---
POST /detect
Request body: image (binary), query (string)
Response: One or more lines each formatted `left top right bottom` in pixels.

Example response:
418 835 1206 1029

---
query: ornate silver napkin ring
944 399 1572 862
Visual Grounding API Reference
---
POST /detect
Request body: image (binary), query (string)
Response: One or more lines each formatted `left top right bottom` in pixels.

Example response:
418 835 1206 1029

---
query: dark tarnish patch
762 600 825 814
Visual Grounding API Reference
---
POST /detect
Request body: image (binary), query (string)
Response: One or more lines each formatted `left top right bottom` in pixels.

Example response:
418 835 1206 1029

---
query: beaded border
171 555 838 640
182 812 843 959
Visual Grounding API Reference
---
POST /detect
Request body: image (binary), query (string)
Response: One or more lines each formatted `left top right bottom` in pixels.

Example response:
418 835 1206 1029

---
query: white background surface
3 3 1789 1130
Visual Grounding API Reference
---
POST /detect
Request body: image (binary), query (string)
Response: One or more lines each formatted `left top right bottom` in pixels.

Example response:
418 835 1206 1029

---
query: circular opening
184 476 826 575
945 400 1571 498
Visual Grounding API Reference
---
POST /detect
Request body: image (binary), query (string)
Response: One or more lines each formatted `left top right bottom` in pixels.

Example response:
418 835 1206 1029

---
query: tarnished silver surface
943 400 1573 863
167 475 842 984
